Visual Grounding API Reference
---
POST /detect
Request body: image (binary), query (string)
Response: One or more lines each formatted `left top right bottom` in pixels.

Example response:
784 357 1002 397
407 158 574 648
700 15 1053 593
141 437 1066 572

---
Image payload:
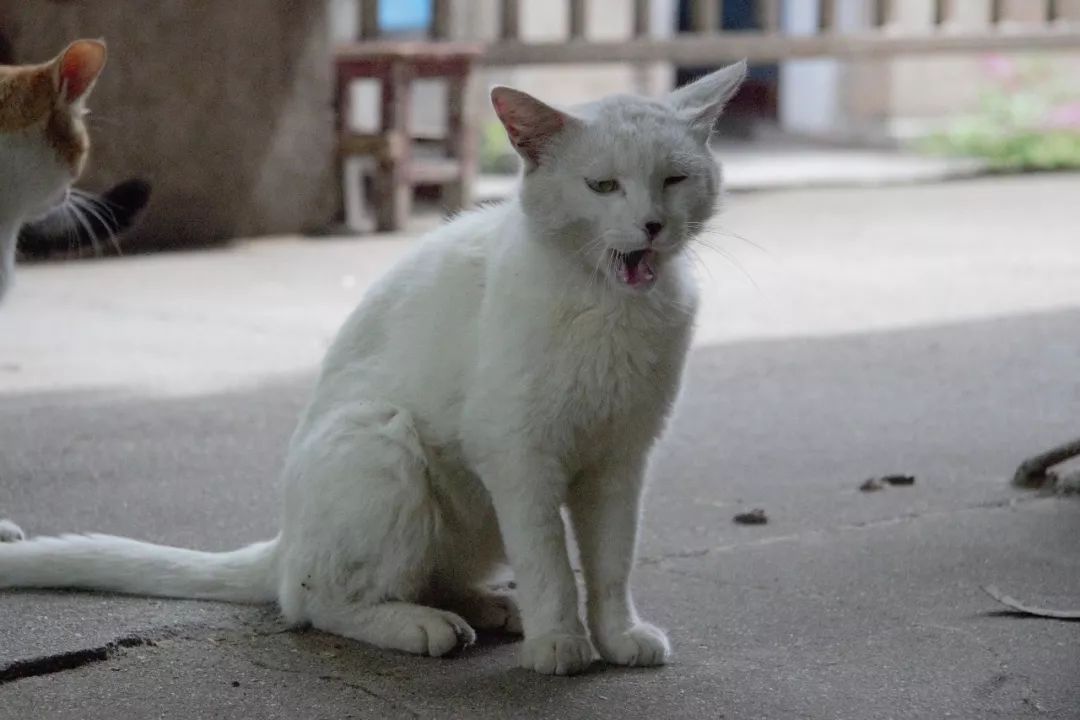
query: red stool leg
375 59 413 232
443 65 474 214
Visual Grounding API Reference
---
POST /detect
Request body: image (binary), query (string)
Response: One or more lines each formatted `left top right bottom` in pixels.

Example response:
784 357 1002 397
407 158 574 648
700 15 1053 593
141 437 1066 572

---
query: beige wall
7 1 338 249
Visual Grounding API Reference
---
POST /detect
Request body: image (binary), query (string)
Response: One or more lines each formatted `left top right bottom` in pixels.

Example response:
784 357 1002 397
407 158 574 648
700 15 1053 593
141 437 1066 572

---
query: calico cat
0 39 106 300
0 61 747 676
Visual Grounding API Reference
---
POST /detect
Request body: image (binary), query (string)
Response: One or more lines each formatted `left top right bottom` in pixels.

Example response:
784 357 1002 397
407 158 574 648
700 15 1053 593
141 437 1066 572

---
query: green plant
478 120 518 174
921 55 1080 171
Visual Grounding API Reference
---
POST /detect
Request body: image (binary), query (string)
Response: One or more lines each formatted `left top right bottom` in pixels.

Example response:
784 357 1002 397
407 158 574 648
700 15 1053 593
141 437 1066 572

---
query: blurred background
2 0 1079 248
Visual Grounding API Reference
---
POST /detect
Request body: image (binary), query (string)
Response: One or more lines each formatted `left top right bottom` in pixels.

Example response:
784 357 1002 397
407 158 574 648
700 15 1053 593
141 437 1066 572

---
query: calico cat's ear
667 60 747 141
53 39 107 105
490 86 578 168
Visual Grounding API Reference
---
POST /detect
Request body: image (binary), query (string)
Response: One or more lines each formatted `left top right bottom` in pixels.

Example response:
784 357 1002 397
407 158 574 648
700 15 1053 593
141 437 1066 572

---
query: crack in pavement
1 619 421 717
0 635 152 685
244 655 421 718
0 612 275 686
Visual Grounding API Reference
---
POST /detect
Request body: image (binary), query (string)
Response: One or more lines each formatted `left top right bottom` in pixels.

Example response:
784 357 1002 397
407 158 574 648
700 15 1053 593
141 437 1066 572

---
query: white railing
354 0 1080 65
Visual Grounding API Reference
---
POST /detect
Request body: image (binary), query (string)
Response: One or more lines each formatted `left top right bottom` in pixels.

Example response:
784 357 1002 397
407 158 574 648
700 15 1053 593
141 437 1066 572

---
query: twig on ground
1013 436 1080 488
982 585 1080 621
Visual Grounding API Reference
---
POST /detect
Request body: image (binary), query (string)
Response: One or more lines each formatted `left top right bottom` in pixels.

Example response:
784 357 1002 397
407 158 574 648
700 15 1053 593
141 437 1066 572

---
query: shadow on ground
1 308 1078 719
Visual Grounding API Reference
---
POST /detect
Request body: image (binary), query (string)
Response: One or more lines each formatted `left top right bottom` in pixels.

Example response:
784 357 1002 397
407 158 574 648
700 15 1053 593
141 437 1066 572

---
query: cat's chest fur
551 298 691 457
468 262 696 470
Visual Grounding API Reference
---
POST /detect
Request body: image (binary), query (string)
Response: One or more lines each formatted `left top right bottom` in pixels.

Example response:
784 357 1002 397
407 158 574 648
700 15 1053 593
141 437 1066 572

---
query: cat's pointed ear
667 60 747 141
53 39 107 105
490 86 578 167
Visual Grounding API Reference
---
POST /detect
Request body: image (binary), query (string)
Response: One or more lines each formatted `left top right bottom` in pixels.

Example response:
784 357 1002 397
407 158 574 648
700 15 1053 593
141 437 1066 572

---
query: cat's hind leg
278 401 477 657
440 587 523 635
309 600 476 657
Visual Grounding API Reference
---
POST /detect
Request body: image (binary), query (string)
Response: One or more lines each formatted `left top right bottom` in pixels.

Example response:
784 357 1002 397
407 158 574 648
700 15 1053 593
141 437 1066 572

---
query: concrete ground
1 174 1079 719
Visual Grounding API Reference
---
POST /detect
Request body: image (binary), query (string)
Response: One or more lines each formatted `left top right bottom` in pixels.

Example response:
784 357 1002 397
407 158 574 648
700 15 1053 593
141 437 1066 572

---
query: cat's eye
664 175 688 188
586 178 620 194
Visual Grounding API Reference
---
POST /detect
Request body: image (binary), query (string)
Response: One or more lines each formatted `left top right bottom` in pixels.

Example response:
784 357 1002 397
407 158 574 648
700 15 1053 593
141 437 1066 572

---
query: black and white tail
0 519 279 604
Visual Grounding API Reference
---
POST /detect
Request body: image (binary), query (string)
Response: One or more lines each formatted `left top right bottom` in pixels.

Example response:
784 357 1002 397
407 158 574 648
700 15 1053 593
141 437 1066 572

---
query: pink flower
981 54 1017 84
1043 102 1080 130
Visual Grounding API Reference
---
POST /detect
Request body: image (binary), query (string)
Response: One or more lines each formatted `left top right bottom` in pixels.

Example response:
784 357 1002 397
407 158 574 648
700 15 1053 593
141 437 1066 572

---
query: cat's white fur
0 128 72 301
0 62 745 675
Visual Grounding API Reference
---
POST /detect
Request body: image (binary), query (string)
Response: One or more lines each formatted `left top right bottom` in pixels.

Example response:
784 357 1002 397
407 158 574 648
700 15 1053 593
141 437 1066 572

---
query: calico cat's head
491 61 745 293
0 40 107 221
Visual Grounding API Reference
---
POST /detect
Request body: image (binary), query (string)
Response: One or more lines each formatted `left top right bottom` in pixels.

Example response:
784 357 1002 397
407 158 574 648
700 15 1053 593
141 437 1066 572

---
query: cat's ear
53 39 107 105
667 60 747 142
490 86 578 167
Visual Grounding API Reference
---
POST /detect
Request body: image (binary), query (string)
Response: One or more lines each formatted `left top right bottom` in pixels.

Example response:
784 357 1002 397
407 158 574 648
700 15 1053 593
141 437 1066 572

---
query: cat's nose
644 221 663 241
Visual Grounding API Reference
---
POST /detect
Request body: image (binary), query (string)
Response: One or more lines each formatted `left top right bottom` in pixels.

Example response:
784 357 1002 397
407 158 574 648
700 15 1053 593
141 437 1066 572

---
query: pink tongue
623 252 656 287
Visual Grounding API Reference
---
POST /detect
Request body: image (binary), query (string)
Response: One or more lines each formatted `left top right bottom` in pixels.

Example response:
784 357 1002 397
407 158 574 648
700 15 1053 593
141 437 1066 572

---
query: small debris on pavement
733 508 768 525
881 474 916 486
982 585 1080 621
860 474 916 491
231 680 241 688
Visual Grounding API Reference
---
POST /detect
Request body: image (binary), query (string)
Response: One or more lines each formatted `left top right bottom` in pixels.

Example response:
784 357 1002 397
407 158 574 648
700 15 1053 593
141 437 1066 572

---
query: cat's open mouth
612 248 657 289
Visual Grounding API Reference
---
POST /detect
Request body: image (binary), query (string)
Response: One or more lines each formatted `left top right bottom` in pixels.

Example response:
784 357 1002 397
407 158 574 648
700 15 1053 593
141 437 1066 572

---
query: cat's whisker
66 199 104 258
59 204 86 259
569 230 618 301
710 224 772 257
686 219 773 260
691 238 760 291
73 188 120 230
60 205 80 260
71 192 123 256
684 244 719 292
85 112 124 129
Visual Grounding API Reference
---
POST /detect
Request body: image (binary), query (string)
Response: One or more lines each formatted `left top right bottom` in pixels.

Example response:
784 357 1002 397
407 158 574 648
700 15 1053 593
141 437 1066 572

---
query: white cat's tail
0 528 280 604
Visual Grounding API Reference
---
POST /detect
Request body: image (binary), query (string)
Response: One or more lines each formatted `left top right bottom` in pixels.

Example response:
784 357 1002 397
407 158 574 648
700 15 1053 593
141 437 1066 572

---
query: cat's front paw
518 632 594 676
594 622 670 667
0 519 24 543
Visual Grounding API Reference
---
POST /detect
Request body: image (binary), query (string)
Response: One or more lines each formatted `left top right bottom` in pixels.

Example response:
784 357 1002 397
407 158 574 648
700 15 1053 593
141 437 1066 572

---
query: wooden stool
334 41 483 232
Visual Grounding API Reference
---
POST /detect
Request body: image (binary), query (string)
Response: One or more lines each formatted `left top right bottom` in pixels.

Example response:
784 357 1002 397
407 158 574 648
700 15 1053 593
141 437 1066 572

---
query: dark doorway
675 0 779 134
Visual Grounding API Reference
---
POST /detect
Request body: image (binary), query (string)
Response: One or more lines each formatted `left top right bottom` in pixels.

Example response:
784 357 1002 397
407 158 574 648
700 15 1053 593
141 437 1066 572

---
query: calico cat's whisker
67 199 103 257
72 192 123 256
59 205 87 259
85 112 123 129
61 205 80 260
73 188 120 230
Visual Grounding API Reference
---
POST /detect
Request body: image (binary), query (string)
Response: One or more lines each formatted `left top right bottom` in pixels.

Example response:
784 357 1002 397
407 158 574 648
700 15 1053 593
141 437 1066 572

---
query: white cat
0 61 746 676
0 40 107 301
